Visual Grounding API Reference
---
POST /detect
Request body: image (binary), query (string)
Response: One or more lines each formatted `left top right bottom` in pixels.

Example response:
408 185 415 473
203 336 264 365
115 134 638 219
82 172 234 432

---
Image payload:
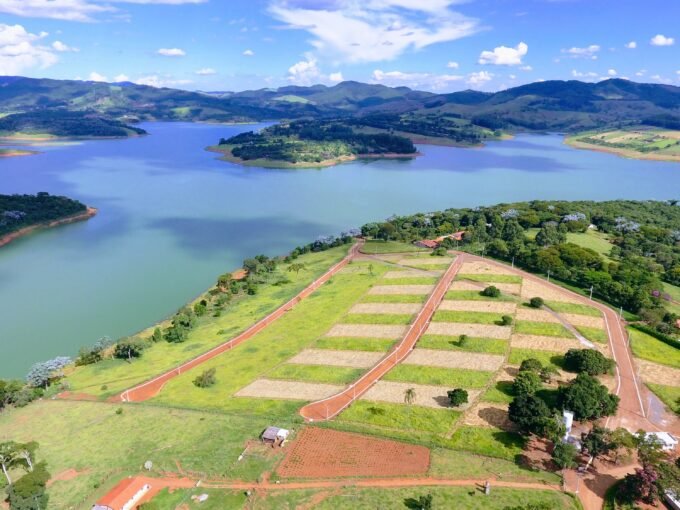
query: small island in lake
0 192 96 248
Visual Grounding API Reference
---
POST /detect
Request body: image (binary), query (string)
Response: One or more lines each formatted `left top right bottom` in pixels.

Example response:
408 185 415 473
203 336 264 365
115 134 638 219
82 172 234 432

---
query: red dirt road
118 240 363 402
300 253 465 421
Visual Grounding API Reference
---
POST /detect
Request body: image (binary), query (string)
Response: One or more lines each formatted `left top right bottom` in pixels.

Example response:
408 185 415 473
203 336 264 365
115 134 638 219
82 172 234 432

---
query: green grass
341 313 413 325
575 326 608 344
384 364 493 388
146 488 246 509
418 335 508 354
545 300 602 317
448 426 526 462
646 383 680 415
0 400 287 509
566 231 614 261
314 336 394 352
432 310 507 325
481 381 515 403
514 321 573 338
662 282 680 315
267 363 364 384
445 290 517 302
65 246 352 398
458 273 522 284
338 400 459 435
404 263 451 270
360 293 426 303
377 277 438 285
360 239 428 254
152 260 389 412
509 348 565 370
629 327 680 369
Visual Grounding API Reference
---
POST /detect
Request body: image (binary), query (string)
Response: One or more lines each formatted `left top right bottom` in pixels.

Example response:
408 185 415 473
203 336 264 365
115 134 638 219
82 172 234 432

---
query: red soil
0 207 97 249
277 427 430 478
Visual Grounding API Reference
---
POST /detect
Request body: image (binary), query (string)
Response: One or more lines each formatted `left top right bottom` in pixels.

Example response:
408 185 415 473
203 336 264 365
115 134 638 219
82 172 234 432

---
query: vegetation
481 285 502 298
568 129 680 162
447 388 468 407
0 110 146 138
558 373 619 420
0 192 87 238
563 348 614 375
192 368 217 388
628 327 680 369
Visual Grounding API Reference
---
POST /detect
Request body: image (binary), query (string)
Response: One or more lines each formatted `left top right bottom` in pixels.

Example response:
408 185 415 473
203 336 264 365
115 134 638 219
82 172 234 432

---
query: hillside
0 110 147 138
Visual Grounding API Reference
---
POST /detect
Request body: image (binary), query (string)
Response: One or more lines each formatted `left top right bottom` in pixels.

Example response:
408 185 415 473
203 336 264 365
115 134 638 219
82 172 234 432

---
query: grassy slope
65 246 349 398
628 327 680 369
360 240 428 254
566 231 614 261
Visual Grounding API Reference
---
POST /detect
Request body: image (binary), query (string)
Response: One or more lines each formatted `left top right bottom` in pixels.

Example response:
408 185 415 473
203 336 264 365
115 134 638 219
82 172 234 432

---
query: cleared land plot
383 269 443 278
418 335 508 354
448 426 526 462
637 359 680 386
545 300 602 317
338 400 459 435
575 326 608 344
521 279 580 303
397 257 454 266
377 277 439 285
514 321 573 338
349 302 422 315
432 310 506 325
511 334 584 353
457 273 523 284
361 381 481 410
268 364 364 384
286 349 383 368
277 427 430 478
450 280 521 295
566 231 614 260
481 381 515 404
360 240 428 254
326 324 407 339
404 349 504 371
515 308 560 323
438 300 516 314
368 284 434 295
341 313 413 325
445 290 517 302
509 348 564 370
426 322 511 339
360 294 426 303
562 313 604 329
235 379 342 400
629 328 680 369
314 337 394 352
463 402 514 430
384 364 493 388
459 261 518 275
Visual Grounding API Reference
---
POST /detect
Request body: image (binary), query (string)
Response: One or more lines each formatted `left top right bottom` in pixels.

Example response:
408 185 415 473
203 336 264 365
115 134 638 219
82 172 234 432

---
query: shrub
500 315 513 326
480 285 501 298
519 358 543 373
552 442 578 469
193 368 217 388
447 388 468 407
563 348 614 375
431 246 447 257
529 297 545 309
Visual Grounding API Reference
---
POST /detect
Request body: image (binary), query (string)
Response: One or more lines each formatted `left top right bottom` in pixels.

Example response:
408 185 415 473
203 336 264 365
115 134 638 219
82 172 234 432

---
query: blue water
1 122 678 377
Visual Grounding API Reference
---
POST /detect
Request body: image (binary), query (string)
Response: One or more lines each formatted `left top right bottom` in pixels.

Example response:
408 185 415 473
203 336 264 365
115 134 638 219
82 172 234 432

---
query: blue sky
0 0 678 92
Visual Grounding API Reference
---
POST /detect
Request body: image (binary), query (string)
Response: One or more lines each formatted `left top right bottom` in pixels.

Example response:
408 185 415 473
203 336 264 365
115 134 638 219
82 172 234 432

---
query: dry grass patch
287 349 384 368
515 308 560 323
405 349 504 371
326 324 407 339
426 322 512 339
384 269 443 278
368 285 434 295
463 402 515 430
439 300 516 314
314 337 394 352
520 279 580 303
460 261 517 275
397 257 454 266
235 379 342 400
561 313 604 329
361 381 481 410
349 303 422 315
637 359 680 386
510 334 584 353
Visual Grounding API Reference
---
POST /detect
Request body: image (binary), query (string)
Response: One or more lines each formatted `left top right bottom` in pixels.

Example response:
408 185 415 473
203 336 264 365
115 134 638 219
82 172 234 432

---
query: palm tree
0 442 18 484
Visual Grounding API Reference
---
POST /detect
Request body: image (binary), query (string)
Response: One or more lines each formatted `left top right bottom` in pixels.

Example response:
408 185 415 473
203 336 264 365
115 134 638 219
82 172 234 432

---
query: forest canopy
0 192 87 237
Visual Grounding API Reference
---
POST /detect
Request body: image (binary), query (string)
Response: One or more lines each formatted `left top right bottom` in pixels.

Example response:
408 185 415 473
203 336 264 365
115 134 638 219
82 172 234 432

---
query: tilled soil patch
515 308 561 323
460 261 518 275
404 349 504 371
287 349 384 368
426 322 512 339
520 279 580 303
438 300 517 314
510 334 585 353
235 379 342 400
637 359 680 386
561 313 605 329
462 402 515 430
361 381 481 410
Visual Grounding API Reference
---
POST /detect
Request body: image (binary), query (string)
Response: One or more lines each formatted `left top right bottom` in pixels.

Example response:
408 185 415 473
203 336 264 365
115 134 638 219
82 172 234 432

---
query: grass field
662 282 680 315
65 247 351 398
509 348 565 370
545 300 602 317
647 383 680 415
151 260 388 413
629 327 680 369
514 321 572 338
314 336 394 351
566 231 614 261
268 363 365 384
458 274 523 284
575 326 608 344
147 488 246 509
481 381 515 403
341 313 414 325
433 310 507 325
360 240 428 254
418 335 508 354
384 365 493 388
445 290 517 302
567 129 680 163
448 427 526 462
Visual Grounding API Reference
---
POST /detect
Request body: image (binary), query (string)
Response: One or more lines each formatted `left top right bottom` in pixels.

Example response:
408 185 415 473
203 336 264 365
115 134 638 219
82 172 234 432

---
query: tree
404 387 416 406
25 357 71 389
608 428 636 464
617 464 660 505
519 358 543 373
287 263 306 277
377 222 396 241
539 365 559 383
535 224 566 247
558 373 619 421
0 441 18 484
193 368 217 388
447 389 468 407
529 297 545 309
552 441 578 469
563 349 614 375
481 285 501 298
404 493 433 510
500 315 513 326
508 393 551 435
151 328 163 343
581 425 612 461
113 338 146 361
6 461 50 510
512 370 542 396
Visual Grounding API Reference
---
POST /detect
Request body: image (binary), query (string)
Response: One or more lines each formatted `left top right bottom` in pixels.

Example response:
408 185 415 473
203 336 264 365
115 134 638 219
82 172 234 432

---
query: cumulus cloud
520 65 532 71
51 40 78 52
571 69 598 79
287 56 322 85
268 0 479 63
478 42 527 66
371 69 463 91
650 74 672 84
134 74 193 88
635 69 646 77
0 24 58 75
561 44 600 59
329 71 344 82
242 49 254 56
195 67 216 75
446 61 459 69
466 71 493 88
114 74 130 82
625 41 636 49
607 69 617 76
157 47 186 57
88 71 108 82
650 34 674 46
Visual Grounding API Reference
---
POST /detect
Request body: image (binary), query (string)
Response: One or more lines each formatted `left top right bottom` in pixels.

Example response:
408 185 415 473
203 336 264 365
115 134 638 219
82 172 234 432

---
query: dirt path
117 240 363 402
299 254 465 421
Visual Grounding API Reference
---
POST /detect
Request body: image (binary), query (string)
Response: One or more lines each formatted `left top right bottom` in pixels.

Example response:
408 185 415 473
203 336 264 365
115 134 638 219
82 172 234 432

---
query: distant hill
0 110 146 138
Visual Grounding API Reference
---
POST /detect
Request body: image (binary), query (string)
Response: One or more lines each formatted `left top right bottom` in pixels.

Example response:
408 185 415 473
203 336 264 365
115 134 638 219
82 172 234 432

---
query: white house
645 432 678 452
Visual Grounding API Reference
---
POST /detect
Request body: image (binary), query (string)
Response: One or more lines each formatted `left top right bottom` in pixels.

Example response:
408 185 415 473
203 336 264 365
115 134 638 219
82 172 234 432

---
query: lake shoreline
0 149 37 158
565 136 680 163
0 207 98 249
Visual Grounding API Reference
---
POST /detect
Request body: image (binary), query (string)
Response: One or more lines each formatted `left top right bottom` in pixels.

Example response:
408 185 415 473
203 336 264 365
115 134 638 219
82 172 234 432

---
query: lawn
629 327 680 369
314 336 395 352
545 300 602 317
384 364 493 388
458 274 523 284
146 488 246 509
360 294 426 303
647 383 680 415
341 313 414 325
481 381 515 403
514 321 573 338
267 363 365 384
377 276 439 285
0 400 286 509
152 260 388 412
509 348 565 370
417 335 508 354
360 240 428 254
447 426 526 462
575 326 608 344
432 310 507 325
662 282 680 315
566 230 614 261
445 290 517 302
65 246 351 398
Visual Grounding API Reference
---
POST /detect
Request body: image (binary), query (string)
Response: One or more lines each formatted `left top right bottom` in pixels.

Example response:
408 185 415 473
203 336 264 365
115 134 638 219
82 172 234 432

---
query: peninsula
566 128 680 162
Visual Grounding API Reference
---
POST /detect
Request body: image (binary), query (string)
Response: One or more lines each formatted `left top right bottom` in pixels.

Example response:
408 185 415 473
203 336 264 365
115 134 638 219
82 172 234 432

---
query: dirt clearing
463 402 515 430
361 381 480 410
397 257 454 266
438 300 516 314
326 324 407 339
277 427 430 478
452 280 521 295
515 308 560 323
350 303 422 315
637 360 680 386
521 279 580 303
561 313 604 329
404 349 504 371
384 269 443 279
426 322 512 339
511 334 584 353
235 379 343 400
287 349 384 368
369 284 434 295
460 261 517 275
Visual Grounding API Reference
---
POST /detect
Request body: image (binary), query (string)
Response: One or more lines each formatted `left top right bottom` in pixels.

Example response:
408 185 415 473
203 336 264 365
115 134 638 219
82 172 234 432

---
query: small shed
261 426 290 445
645 432 678 451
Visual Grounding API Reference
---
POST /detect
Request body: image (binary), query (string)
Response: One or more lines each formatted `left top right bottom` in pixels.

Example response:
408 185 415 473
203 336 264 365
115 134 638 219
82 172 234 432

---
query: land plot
637 359 680 386
544 300 602 317
511 334 584 353
235 379 342 400
462 402 514 430
361 381 481 410
349 302 422 315
384 364 493 387
450 280 521 295
404 349 504 371
314 337 395 352
383 269 443 278
268 364 364 385
514 321 573 338
326 324 407 338
438 300 516 314
368 285 434 295
418 335 508 354
515 308 560 323
458 273 522 284
562 313 604 329
432 310 506 325
521 279 580 303
397 257 454 266
426 322 511 339
286 349 383 368
459 260 518 275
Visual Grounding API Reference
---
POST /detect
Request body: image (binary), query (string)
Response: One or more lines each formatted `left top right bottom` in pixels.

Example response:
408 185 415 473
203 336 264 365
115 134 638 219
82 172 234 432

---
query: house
435 231 465 243
413 239 439 249
92 478 151 510
261 426 290 446
414 231 465 250
645 431 678 451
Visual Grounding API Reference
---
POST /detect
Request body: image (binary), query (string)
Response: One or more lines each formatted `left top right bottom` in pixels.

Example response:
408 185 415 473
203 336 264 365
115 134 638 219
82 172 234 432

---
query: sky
0 0 678 93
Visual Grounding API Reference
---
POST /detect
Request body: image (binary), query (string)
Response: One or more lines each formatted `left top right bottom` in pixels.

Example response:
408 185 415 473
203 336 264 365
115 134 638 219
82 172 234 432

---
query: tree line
0 193 87 237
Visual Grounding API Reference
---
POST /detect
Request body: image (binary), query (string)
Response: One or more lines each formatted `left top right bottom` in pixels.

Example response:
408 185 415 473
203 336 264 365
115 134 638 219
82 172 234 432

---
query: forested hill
0 193 87 237
0 111 146 138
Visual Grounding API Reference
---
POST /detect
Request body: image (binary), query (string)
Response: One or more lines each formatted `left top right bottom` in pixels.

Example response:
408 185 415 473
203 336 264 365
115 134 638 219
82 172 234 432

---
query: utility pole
511 256 515 268
619 306 623 319
547 269 551 283
589 285 594 300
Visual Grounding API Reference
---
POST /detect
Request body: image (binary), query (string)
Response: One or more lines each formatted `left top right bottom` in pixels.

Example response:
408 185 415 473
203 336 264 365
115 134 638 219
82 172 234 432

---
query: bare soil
426 322 512 339
515 308 561 323
326 324 407 339
636 359 680 386
520 279 580 303
383 269 443 278
438 300 516 314
404 349 504 371
350 303 422 314
561 313 604 329
368 284 435 295
459 261 517 275
462 402 515 430
287 349 384 368
235 379 343 400
510 334 587 353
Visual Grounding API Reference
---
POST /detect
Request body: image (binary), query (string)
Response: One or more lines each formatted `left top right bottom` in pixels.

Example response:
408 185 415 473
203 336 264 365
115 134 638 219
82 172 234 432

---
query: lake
1 122 679 377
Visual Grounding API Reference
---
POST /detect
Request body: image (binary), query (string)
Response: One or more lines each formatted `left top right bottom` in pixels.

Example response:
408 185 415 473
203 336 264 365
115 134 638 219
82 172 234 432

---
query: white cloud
157 47 185 57
134 75 193 88
51 40 78 52
195 67 216 75
561 44 600 59
625 41 637 49
607 69 617 76
0 24 58 75
371 68 463 91
650 74 672 84
114 74 130 82
268 0 479 63
329 71 344 82
509 74 516 80
88 71 108 82
242 49 254 56
571 69 598 79
520 65 532 72
287 56 322 85
650 34 674 46
466 71 493 88
478 41 527 66
446 61 459 69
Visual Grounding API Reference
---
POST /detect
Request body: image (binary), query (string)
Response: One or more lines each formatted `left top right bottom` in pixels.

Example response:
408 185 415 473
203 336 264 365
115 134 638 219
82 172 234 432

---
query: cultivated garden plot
349 302 423 314
427 322 512 339
235 379 343 400
403 349 505 371
361 381 481 410
286 349 384 368
325 324 408 338
368 284 435 295
438 300 517 314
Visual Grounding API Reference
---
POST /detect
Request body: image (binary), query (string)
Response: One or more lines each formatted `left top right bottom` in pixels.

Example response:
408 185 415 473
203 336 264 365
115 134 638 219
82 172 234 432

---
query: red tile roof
96 477 149 510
